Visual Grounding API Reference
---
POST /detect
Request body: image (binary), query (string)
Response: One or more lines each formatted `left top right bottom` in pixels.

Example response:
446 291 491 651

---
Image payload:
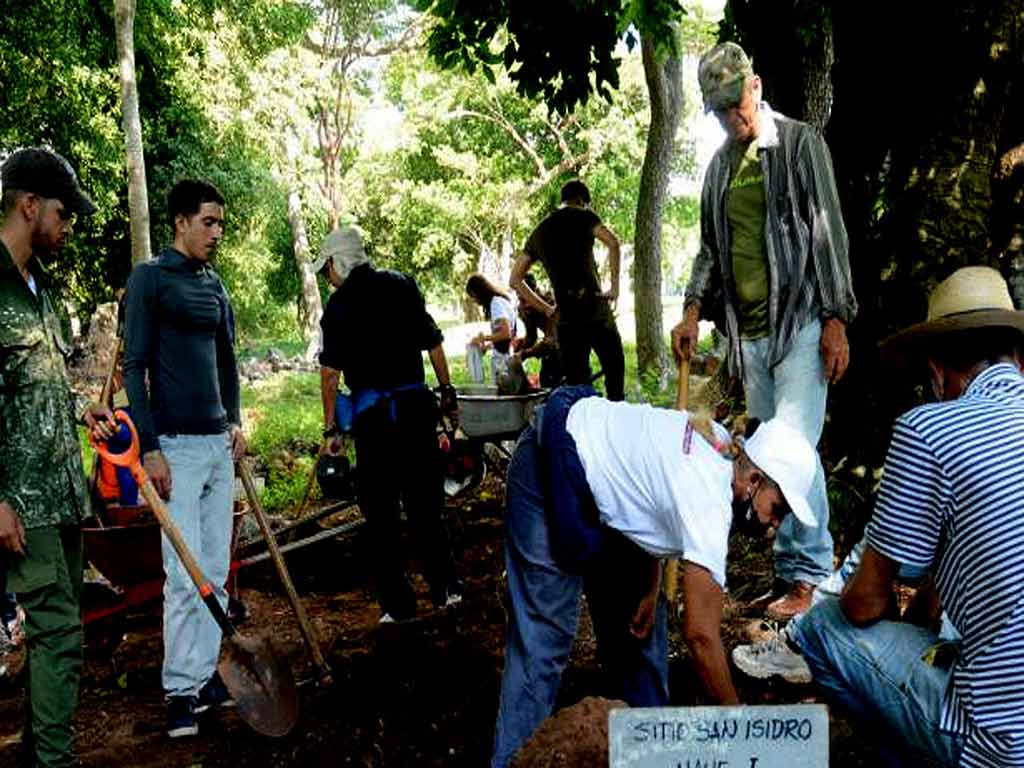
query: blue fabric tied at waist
335 382 428 431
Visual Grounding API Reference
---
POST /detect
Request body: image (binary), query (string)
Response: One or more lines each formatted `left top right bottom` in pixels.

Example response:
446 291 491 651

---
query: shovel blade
218 632 299 737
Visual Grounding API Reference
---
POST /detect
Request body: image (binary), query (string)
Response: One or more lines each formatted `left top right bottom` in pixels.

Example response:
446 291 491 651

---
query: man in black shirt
511 180 625 400
315 227 460 623
123 179 244 738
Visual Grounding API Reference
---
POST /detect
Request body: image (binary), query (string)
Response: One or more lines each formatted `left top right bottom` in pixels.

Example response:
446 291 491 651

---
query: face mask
730 485 773 540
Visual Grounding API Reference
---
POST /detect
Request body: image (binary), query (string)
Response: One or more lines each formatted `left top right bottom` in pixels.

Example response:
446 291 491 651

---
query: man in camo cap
671 41 857 621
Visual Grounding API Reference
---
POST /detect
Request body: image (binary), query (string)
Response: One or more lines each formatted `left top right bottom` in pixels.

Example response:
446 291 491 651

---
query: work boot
732 632 813 685
765 581 815 621
748 578 789 612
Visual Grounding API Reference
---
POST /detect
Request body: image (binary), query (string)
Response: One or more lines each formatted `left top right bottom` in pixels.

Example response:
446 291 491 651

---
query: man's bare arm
840 546 900 626
510 252 555 317
682 562 739 704
593 223 620 303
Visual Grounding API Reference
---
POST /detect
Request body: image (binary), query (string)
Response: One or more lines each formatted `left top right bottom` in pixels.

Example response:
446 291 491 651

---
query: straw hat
879 266 1024 367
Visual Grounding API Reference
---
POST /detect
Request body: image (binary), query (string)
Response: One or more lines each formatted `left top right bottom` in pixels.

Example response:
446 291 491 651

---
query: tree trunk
725 2 834 130
287 188 324 361
633 35 683 387
114 0 151 265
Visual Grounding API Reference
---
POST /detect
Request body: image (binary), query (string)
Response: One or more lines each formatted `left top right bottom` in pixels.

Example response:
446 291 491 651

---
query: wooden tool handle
237 461 331 679
137 476 235 638
676 358 690 412
666 358 691 605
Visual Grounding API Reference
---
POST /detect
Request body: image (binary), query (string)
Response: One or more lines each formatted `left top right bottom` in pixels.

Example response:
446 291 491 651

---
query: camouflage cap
698 42 755 113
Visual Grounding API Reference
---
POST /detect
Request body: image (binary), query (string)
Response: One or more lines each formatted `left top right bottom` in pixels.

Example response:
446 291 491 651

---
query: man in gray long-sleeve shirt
123 179 245 738
671 43 857 620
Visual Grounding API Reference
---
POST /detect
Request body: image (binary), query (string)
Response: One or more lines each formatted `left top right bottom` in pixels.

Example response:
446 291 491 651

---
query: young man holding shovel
490 386 819 768
123 179 245 738
0 148 114 767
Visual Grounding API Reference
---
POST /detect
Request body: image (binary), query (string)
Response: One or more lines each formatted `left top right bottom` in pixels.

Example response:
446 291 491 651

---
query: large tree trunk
287 188 324 361
824 0 1023 465
633 35 683 386
114 0 151 265
725 1 834 130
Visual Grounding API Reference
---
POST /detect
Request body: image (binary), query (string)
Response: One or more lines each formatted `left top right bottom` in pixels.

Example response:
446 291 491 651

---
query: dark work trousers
7 525 83 768
557 303 625 401
353 388 455 618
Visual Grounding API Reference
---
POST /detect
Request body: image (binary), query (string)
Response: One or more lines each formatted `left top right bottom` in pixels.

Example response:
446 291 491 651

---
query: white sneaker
732 634 813 684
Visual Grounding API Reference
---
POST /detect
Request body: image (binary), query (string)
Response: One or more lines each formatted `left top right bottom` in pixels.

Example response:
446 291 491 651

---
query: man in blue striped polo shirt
793 266 1024 766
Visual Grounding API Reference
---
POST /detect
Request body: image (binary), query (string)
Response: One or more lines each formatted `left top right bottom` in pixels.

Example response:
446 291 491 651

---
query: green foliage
415 0 686 115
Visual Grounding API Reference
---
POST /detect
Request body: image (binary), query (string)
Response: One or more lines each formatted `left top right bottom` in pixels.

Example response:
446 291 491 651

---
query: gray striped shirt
685 104 857 375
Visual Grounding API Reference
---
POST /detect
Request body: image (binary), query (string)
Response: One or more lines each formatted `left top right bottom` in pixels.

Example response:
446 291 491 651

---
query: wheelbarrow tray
456 385 548 439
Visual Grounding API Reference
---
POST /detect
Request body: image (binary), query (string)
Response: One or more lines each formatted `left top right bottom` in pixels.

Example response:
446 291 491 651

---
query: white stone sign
609 704 828 768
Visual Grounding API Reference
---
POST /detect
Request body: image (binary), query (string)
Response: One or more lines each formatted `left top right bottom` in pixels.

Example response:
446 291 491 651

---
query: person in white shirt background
465 273 517 385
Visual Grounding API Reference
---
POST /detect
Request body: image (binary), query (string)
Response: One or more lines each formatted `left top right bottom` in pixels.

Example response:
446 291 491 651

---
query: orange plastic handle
89 409 145 485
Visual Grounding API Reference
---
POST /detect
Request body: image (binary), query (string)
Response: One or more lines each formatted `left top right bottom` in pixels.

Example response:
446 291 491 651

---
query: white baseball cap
743 418 818 528
311 226 369 280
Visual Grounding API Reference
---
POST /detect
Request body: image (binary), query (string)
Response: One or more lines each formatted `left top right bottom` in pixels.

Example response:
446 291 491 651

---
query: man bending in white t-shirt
490 384 819 768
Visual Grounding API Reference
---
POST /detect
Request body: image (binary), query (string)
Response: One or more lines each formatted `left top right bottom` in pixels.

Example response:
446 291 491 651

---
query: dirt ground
0 469 886 767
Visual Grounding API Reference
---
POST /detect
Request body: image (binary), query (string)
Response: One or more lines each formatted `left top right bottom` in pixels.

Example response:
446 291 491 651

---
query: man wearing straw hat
790 266 1024 766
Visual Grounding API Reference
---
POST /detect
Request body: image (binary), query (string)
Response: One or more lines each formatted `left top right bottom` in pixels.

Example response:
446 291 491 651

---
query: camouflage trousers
7 525 82 768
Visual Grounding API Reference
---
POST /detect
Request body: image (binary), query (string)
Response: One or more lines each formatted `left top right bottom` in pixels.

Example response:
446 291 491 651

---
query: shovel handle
676 358 690 412
666 359 691 605
91 411 236 639
237 460 331 680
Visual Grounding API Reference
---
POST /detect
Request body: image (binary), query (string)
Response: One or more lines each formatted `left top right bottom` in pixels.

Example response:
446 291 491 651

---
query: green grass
83 334 693 516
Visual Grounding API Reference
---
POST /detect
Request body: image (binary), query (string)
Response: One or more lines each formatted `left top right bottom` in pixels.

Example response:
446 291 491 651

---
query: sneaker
166 696 199 738
732 634 813 684
195 672 234 713
443 579 464 608
765 582 815 621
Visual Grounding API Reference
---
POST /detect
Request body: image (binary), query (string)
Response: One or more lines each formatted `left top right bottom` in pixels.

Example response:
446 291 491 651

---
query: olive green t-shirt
728 139 769 339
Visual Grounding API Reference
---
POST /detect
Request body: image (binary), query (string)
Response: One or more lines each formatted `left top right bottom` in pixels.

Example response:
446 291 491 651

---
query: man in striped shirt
793 266 1024 766
672 42 857 620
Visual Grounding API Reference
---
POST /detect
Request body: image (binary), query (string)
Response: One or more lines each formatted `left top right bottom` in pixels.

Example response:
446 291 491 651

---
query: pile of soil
0 469 885 767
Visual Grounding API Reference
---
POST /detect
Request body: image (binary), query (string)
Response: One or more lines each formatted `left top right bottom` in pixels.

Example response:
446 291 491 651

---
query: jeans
740 319 832 584
7 525 82 768
557 304 625 401
491 419 668 768
792 597 964 766
160 433 235 698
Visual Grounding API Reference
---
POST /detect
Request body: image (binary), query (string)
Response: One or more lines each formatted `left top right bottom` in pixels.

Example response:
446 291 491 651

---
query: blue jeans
740 319 833 584
792 597 964 766
491 418 668 768
159 433 235 698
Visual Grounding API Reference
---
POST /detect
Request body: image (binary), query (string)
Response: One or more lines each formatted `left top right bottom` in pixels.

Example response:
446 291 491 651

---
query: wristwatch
322 425 340 439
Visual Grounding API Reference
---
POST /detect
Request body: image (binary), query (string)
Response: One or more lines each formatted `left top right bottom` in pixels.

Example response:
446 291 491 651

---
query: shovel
91 411 298 737
236 459 333 686
665 358 690 605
